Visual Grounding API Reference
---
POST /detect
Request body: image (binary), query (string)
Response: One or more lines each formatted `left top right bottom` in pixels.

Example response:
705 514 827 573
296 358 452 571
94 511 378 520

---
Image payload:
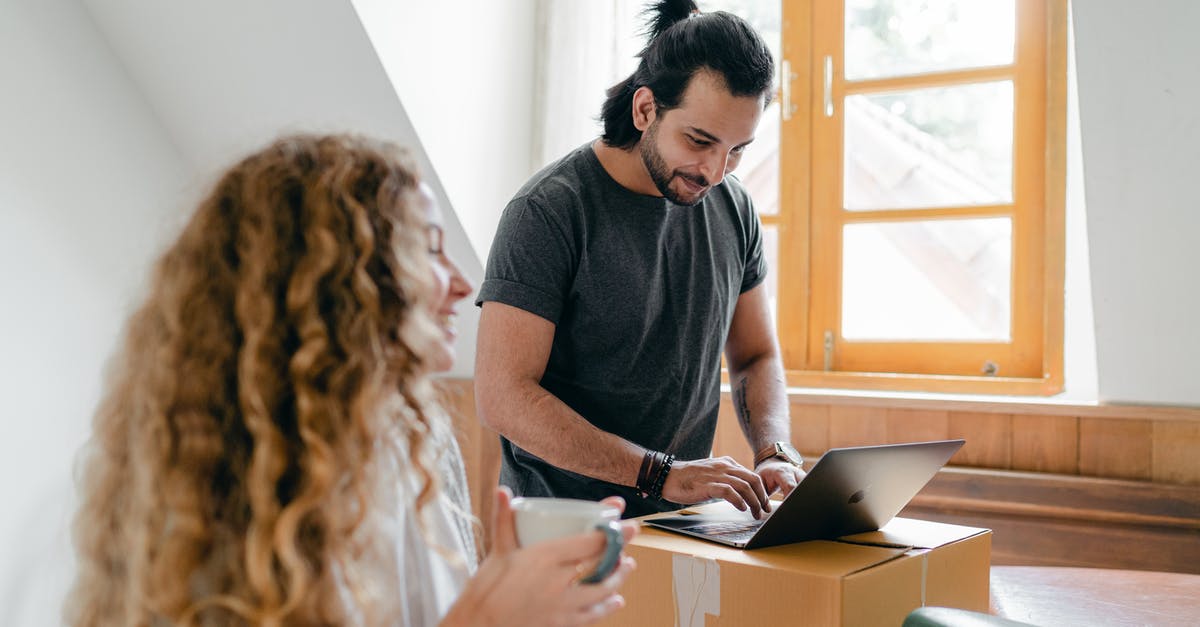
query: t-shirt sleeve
739 192 768 295
475 196 575 324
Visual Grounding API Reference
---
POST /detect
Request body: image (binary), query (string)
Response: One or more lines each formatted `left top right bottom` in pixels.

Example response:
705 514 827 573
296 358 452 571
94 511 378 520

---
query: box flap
839 516 989 549
633 526 909 576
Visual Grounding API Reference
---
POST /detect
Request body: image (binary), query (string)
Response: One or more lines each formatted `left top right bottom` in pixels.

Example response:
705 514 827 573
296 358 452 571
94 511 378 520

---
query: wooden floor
990 566 1200 626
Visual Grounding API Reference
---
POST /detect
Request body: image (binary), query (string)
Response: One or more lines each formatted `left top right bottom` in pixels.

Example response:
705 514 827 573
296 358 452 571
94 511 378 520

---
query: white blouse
389 415 478 626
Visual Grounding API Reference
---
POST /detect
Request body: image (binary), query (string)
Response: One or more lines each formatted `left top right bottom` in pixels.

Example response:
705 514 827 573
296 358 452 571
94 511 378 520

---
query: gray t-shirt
476 142 765 517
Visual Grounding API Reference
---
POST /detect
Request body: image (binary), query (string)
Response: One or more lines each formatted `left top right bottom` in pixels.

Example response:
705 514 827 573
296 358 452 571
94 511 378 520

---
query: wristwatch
753 442 804 469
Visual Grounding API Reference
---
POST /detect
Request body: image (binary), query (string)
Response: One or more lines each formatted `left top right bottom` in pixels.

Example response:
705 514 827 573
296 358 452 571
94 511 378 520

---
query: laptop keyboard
684 520 764 542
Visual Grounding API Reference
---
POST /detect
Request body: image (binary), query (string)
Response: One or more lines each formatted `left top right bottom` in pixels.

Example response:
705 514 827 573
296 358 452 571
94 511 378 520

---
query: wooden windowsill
723 367 1063 397
719 381 1200 422
784 369 1062 397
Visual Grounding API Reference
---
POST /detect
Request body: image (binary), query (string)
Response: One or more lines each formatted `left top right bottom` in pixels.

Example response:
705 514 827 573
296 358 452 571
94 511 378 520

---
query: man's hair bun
642 0 700 42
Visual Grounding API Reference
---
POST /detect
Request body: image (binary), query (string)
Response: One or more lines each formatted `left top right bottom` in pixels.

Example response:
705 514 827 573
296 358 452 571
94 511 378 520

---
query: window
731 0 1067 394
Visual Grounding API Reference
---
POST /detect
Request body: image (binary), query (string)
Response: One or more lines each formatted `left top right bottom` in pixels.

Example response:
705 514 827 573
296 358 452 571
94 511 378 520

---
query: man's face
638 70 765 206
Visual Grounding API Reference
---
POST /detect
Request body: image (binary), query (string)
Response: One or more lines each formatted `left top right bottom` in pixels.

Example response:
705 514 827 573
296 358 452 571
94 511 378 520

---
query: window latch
781 59 799 121
823 55 834 117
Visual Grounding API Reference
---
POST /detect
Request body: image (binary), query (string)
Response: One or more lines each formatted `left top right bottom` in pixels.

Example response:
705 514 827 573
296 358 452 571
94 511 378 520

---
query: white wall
82 0 486 379
352 0 538 265
0 1 190 624
2 1 537 623
1060 13 1099 401
1073 1 1200 406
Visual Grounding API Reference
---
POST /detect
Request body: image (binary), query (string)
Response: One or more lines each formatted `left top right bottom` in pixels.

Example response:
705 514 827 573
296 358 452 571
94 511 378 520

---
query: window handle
823 330 835 371
781 59 798 121
823 55 834 117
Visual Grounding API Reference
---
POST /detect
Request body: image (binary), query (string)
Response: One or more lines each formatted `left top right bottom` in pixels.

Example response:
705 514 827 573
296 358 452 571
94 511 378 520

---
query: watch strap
753 442 790 467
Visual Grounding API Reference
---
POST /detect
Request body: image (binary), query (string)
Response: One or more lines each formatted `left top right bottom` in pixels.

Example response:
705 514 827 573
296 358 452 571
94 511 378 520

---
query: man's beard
639 120 712 206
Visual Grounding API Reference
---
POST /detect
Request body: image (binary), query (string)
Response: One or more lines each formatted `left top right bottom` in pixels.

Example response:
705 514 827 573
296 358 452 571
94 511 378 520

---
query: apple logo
848 489 868 504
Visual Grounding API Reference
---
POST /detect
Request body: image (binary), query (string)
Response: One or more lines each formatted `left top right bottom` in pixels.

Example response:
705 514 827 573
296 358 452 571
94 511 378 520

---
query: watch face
777 443 803 465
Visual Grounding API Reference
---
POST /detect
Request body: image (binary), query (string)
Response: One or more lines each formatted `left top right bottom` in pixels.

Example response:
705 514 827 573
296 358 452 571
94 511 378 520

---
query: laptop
642 439 964 549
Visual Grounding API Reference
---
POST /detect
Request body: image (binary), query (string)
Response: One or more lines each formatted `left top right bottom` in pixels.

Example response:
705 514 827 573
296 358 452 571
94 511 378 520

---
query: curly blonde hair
67 135 445 625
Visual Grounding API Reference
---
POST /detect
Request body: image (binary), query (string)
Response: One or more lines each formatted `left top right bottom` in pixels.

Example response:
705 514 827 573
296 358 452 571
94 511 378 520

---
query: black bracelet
636 449 654 494
636 450 656 497
647 453 674 500
648 451 664 495
636 450 674 499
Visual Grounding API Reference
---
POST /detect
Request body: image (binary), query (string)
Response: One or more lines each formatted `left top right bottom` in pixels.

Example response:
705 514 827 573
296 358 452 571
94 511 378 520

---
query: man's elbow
726 349 771 375
727 349 789 383
473 371 517 434
473 376 500 432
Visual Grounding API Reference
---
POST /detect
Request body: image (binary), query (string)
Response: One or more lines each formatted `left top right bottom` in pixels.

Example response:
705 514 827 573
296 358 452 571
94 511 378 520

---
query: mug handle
578 520 625 584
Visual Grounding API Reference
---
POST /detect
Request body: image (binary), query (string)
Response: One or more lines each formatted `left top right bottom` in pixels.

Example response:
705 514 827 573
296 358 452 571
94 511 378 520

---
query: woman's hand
441 488 638 627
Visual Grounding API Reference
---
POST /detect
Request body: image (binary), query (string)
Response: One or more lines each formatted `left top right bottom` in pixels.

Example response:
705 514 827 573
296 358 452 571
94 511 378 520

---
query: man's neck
591 139 660 198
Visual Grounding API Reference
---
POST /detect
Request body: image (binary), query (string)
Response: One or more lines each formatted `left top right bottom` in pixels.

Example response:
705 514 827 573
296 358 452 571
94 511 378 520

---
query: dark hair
600 0 775 149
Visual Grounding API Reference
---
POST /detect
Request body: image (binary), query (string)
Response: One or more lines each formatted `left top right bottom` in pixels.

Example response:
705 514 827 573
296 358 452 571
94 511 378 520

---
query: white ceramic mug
510 497 624 584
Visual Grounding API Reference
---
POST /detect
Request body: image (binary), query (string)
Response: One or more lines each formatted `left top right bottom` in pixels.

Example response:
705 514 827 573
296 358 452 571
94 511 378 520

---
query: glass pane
845 0 1015 81
763 225 779 329
844 81 1013 211
842 218 1011 341
739 101 780 215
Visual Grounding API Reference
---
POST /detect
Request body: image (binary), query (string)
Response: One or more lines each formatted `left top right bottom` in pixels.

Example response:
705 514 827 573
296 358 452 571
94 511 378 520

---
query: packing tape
671 554 720 627
920 551 929 607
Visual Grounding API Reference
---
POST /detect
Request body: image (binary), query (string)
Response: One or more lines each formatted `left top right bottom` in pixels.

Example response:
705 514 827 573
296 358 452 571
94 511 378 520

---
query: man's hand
660 456 772 519
755 459 806 499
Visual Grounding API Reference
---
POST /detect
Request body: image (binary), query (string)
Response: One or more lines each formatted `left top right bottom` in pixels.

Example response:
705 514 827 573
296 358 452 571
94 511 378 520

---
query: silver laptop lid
743 439 963 548
644 439 964 549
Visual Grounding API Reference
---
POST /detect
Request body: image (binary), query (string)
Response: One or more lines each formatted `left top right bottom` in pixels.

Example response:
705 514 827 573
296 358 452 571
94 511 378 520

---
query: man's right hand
660 456 772 519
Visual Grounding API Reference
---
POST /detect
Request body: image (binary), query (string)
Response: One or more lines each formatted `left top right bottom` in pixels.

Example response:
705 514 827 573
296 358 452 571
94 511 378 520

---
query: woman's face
416 183 473 372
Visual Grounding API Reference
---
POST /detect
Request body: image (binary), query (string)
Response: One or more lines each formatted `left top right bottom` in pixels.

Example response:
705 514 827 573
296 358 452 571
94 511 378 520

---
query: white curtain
531 0 645 170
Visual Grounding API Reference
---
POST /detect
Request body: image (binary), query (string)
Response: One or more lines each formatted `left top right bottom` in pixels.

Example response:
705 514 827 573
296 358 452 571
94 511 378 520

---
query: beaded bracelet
647 453 674 500
636 449 674 500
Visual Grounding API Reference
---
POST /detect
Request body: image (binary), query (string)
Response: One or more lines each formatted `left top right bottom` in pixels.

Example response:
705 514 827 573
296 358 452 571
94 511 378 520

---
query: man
475 1 804 518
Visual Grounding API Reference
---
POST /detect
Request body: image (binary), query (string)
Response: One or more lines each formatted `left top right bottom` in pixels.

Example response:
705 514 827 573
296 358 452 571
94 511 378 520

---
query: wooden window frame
770 0 1068 395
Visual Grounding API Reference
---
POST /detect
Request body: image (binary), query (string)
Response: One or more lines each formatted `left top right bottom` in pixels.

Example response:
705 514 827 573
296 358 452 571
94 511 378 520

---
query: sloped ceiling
81 0 484 376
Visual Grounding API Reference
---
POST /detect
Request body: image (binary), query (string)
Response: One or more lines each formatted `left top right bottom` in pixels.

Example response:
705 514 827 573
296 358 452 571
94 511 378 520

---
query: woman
66 134 635 626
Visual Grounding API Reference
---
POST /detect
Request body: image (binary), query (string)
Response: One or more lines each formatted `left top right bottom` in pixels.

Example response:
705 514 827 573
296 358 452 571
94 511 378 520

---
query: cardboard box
600 506 991 627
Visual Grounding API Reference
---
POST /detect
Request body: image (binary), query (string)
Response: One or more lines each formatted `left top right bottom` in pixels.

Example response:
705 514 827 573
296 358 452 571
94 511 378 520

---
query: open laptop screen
643 439 964 549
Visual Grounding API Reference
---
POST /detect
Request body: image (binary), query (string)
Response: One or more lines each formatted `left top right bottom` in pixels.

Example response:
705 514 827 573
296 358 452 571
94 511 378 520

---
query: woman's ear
631 86 658 132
